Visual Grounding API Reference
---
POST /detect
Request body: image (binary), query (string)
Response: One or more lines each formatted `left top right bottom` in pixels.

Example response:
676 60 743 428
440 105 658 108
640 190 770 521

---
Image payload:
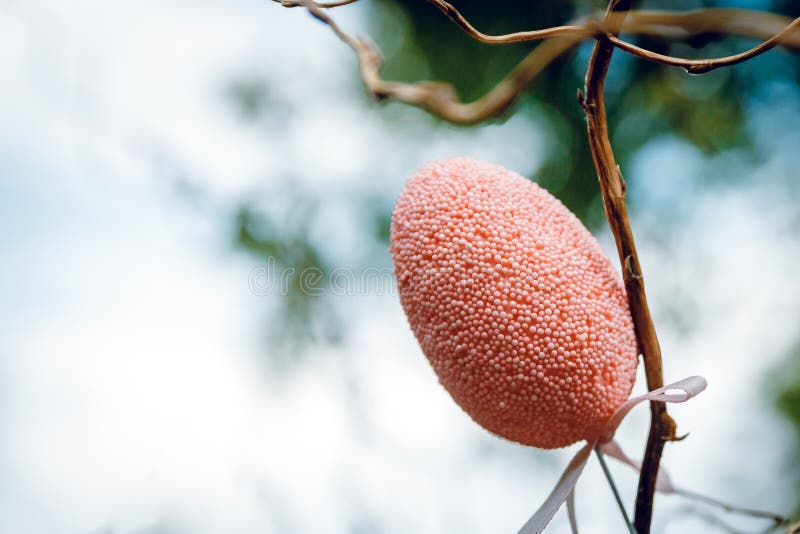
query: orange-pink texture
390 157 638 448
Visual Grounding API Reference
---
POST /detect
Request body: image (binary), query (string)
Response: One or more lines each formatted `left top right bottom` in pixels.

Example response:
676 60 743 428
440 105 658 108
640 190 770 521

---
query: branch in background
610 16 800 73
422 0 594 43
674 488 788 527
676 506 747 534
358 37 581 124
282 0 582 124
580 0 673 531
625 8 800 49
279 1 800 127
273 0 358 8
422 0 800 65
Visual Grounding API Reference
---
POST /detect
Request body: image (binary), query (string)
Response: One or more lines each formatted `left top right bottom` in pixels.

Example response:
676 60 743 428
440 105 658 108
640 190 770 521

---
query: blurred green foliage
365 0 800 221
236 199 339 350
772 343 800 516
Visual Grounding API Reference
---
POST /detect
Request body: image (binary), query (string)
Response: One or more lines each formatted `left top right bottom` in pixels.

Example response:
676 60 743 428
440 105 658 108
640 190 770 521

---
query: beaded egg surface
390 157 638 449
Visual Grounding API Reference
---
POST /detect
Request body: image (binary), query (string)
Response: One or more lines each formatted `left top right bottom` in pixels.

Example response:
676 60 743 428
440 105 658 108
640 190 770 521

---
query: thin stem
278 1 800 126
608 16 800 74
422 0 593 43
595 445 637 534
673 488 788 526
280 0 582 124
422 0 800 68
273 0 359 8
623 9 800 51
581 0 674 532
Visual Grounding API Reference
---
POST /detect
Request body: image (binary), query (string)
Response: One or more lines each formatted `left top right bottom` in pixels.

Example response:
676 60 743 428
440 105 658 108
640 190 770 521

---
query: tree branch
273 0 358 8
624 8 800 49
421 0 594 43
279 1 799 126
673 488 788 526
281 0 582 124
609 16 800 73
421 0 800 61
279 1 800 126
581 0 673 532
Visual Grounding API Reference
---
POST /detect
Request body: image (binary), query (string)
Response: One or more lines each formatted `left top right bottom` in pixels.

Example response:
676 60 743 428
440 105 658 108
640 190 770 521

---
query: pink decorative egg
390 157 638 448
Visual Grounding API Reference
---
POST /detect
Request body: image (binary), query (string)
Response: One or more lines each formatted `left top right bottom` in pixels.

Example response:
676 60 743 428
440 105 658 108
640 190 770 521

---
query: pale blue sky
1 2 798 533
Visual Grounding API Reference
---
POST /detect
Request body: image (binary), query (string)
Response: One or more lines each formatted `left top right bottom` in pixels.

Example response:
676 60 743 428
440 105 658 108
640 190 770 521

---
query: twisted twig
422 0 800 67
422 0 594 42
280 0 583 124
272 0 358 8
609 16 800 73
624 8 800 48
674 488 788 526
580 0 673 531
278 2 799 126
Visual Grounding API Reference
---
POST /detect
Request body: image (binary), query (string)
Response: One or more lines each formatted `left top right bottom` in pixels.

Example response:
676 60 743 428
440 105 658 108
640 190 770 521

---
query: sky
0 1 799 533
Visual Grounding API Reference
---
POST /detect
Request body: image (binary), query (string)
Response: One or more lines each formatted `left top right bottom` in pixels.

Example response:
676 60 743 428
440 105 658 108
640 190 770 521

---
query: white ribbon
518 442 593 534
599 439 674 494
516 376 707 534
566 488 578 534
600 376 707 444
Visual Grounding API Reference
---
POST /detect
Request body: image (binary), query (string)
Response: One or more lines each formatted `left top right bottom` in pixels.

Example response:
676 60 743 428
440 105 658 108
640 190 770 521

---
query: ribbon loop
601 376 707 443
517 375 706 533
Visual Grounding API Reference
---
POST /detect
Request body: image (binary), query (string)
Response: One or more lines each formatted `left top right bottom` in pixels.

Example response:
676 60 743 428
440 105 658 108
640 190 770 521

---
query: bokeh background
1 0 799 533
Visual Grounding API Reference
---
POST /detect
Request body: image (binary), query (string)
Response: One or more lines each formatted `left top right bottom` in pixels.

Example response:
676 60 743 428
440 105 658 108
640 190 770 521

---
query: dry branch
610 16 800 73
280 1 800 127
273 0 358 8
581 0 671 530
422 0 800 65
625 8 800 48
282 0 583 124
422 0 594 42
674 489 788 526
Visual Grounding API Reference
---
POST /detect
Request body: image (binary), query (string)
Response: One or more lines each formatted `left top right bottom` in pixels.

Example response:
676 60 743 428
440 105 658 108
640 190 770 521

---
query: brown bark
581 2 674 532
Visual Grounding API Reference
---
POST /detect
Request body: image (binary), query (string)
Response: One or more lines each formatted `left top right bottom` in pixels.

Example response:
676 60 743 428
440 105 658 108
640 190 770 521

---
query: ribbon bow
518 376 707 534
